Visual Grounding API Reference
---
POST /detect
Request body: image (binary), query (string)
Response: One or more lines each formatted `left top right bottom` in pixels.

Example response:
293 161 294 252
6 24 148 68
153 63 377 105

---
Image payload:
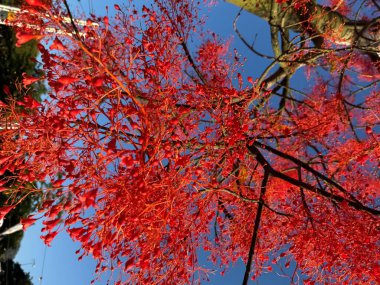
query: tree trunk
226 0 379 56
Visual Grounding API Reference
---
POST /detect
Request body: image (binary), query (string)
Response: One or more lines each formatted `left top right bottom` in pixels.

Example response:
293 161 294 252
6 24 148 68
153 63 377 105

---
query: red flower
22 73 40 87
0 206 14 220
26 0 47 9
21 216 37 231
16 33 40 47
50 37 66 51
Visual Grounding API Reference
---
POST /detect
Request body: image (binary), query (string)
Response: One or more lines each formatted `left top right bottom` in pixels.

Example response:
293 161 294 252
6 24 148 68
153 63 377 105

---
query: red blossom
0 206 14 220
22 74 40 87
57 76 78 86
25 0 47 9
50 37 66 51
21 216 37 231
41 231 59 246
15 32 40 47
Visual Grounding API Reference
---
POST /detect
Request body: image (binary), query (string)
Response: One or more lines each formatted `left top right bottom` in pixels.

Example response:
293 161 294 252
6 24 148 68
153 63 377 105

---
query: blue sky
15 1 299 284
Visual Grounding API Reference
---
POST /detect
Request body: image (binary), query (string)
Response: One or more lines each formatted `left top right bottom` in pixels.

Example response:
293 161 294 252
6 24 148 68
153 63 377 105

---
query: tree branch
246 143 380 216
253 141 362 203
242 170 269 285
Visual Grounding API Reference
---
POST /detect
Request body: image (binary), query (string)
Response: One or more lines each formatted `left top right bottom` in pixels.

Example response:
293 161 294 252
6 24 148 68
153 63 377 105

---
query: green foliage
0 259 33 285
0 25 45 104
0 23 44 260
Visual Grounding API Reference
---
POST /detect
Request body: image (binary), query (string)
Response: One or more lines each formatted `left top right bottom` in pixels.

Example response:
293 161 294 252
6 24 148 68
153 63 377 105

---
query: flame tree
0 0 379 284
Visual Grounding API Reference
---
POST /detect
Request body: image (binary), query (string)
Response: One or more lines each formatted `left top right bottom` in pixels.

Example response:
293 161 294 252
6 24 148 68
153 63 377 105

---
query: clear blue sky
15 1 299 284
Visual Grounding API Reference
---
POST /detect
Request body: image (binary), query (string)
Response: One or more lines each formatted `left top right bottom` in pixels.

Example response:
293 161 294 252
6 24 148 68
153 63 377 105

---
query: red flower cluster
0 0 378 284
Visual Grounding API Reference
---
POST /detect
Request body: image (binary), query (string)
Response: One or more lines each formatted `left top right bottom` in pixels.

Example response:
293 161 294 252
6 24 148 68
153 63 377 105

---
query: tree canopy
0 0 379 284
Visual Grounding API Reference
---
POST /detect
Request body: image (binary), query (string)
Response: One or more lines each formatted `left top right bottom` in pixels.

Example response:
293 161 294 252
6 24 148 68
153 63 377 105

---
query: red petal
57 76 78 86
0 205 14 220
26 0 46 8
92 77 103 87
16 33 39 47
41 231 59 246
21 216 37 231
50 37 66 51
